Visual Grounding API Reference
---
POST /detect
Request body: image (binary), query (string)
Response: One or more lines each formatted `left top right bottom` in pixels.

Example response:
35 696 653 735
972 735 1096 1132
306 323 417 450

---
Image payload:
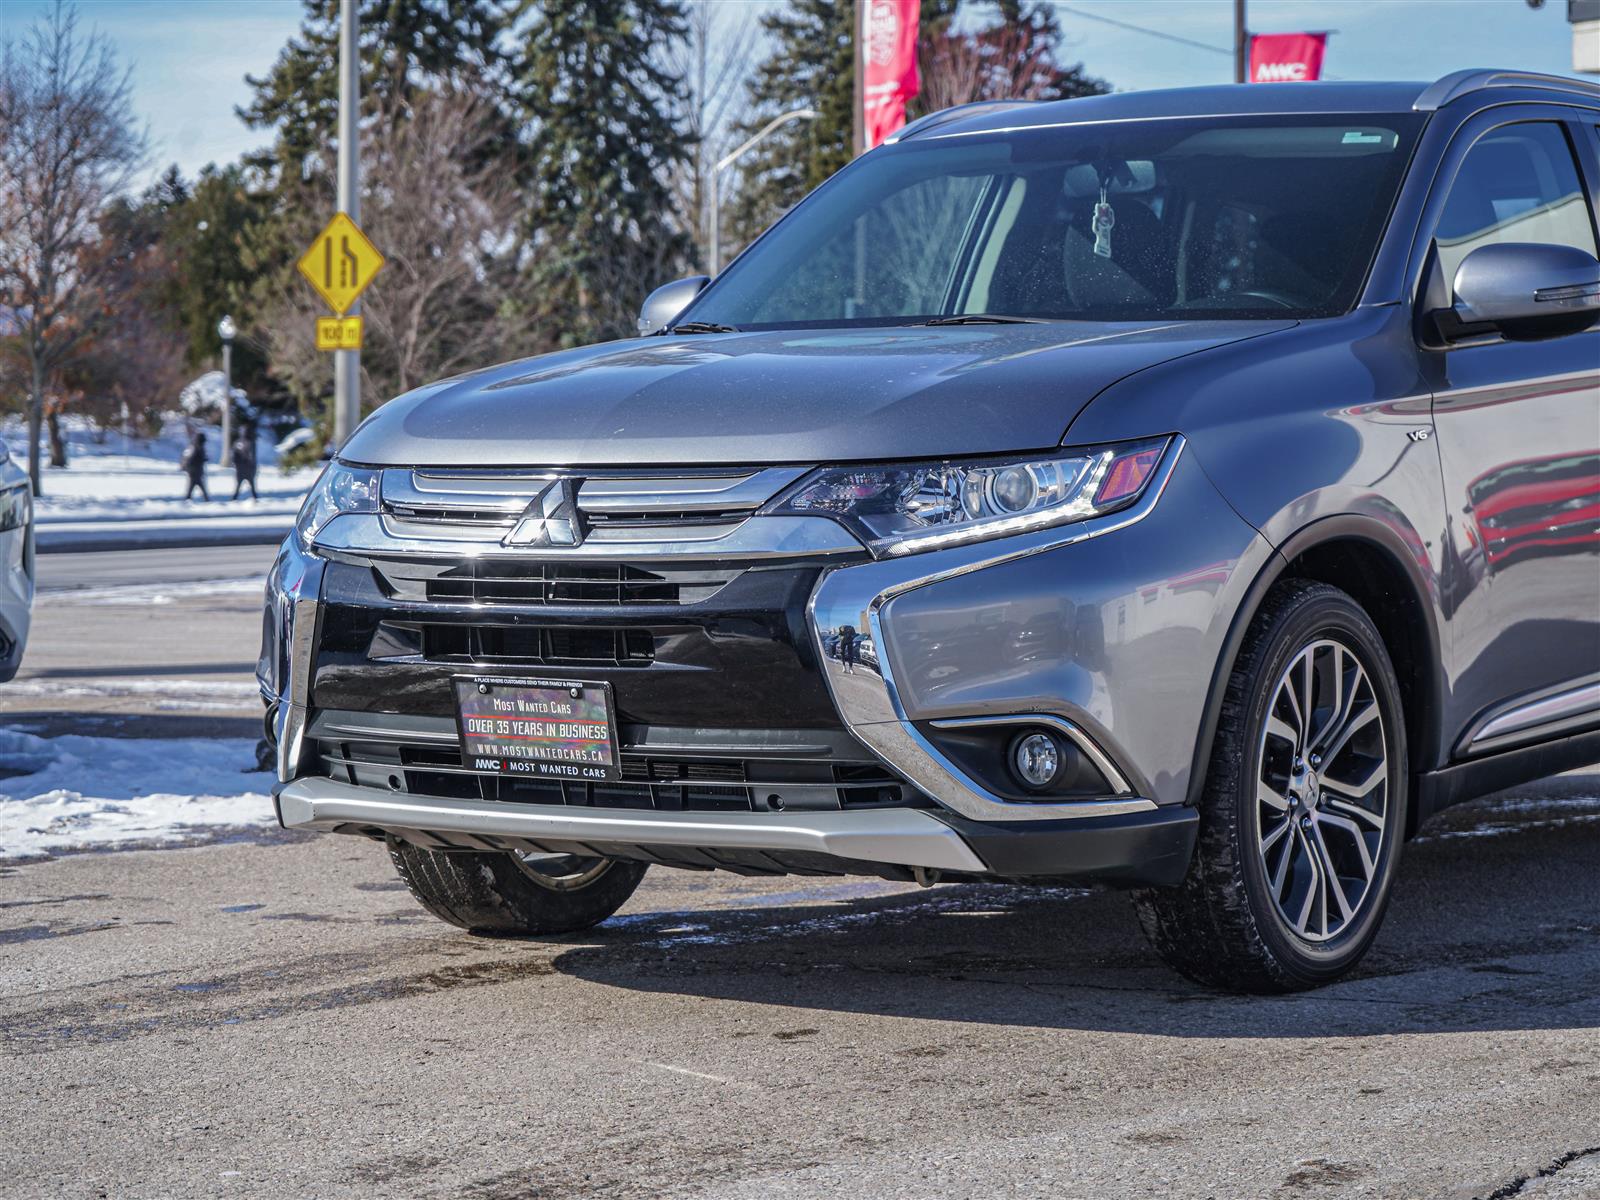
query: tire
389 843 649 935
1132 579 1408 993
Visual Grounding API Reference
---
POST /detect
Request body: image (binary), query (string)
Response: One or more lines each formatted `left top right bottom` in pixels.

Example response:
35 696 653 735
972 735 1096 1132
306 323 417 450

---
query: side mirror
1447 242 1600 336
637 275 710 336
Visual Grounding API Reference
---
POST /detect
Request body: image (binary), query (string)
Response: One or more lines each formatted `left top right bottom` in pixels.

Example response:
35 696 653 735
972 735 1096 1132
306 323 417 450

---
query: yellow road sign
315 315 364 351
296 212 384 316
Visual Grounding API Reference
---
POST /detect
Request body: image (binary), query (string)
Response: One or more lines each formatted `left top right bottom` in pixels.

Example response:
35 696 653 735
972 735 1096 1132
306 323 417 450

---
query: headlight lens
295 461 379 547
766 438 1170 557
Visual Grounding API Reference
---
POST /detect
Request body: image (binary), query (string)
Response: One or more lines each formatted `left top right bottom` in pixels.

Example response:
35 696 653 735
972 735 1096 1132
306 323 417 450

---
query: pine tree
239 0 518 183
727 0 854 253
730 0 1109 252
516 0 695 348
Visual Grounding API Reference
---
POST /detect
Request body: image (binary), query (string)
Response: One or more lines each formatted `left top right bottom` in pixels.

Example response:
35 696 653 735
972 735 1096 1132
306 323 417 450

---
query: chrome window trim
806 437 1185 824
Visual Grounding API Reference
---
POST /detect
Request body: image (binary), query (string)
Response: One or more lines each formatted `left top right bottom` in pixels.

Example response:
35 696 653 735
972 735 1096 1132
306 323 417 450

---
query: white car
0 448 35 680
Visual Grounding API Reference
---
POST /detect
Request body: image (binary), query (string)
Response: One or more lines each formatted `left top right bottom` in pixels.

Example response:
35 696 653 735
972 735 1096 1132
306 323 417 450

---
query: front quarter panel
1066 307 1450 766
875 450 1274 808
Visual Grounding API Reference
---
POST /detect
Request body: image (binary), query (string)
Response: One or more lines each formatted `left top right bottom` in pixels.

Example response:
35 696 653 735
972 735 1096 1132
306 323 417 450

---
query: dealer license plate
453 676 620 782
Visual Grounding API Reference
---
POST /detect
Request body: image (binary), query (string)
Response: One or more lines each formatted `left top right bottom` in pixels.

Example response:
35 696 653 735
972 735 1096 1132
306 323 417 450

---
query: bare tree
0 2 144 494
668 2 761 270
256 86 525 428
920 4 1109 112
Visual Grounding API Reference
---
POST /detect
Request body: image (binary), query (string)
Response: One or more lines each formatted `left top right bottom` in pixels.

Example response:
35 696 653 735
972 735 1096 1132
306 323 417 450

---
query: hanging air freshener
1092 183 1115 259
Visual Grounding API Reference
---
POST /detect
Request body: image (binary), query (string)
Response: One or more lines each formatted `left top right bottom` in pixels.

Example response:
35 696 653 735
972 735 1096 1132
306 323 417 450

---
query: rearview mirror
1447 242 1600 337
637 275 710 336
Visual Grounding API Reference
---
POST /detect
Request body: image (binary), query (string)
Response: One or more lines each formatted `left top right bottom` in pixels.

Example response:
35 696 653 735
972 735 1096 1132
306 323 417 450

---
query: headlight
0 482 30 534
295 461 379 547
766 438 1170 557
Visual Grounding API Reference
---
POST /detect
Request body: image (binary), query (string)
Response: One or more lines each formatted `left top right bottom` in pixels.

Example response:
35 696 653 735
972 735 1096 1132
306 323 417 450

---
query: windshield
683 114 1424 329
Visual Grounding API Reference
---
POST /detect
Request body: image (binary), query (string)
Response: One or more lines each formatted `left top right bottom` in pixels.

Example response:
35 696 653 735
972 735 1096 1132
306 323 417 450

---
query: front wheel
390 843 649 935
1133 580 1408 992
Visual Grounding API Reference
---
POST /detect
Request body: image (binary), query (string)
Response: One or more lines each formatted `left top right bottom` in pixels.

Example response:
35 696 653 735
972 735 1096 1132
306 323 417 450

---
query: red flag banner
1248 32 1328 83
861 0 921 149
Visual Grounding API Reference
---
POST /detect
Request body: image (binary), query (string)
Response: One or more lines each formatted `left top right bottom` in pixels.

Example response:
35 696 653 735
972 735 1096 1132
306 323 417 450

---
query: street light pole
334 0 361 449
217 314 237 468
1234 0 1249 83
709 108 819 275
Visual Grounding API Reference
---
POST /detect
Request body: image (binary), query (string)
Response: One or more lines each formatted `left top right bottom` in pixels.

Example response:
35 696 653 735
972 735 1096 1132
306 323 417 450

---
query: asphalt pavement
34 544 277 593
3 547 1599 1199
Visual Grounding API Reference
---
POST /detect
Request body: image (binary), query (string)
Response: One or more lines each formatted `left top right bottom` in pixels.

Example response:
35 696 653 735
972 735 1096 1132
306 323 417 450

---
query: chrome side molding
1459 675 1600 757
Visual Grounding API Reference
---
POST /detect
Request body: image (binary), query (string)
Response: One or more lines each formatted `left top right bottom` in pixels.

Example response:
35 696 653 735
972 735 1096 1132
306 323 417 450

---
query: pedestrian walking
231 425 258 500
181 431 210 502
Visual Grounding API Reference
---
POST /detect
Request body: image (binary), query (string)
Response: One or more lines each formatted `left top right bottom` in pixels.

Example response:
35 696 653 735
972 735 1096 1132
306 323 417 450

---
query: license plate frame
452 675 621 783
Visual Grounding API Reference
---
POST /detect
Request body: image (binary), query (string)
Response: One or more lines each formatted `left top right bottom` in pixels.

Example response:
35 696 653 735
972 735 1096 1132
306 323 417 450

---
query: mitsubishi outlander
263 71 1600 992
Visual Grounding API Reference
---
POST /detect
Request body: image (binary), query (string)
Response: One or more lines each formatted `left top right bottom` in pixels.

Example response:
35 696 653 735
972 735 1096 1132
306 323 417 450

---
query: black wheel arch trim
1185 514 1446 819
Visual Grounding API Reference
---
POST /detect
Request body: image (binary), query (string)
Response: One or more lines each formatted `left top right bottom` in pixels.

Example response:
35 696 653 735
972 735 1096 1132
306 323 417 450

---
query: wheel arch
1187 515 1446 838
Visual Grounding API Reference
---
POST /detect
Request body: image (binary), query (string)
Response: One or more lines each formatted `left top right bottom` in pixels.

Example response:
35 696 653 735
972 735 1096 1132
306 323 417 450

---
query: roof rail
1415 68 1600 112
886 100 1038 144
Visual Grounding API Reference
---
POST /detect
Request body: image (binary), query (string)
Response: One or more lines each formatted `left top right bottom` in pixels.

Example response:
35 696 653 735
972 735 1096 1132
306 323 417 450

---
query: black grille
312 735 916 813
399 623 655 668
375 560 741 607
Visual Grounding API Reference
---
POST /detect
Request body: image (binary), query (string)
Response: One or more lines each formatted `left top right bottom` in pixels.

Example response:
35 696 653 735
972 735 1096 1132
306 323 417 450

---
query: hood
341 321 1295 467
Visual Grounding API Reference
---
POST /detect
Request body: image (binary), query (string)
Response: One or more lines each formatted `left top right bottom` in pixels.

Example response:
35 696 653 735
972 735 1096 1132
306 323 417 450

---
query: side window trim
1405 107 1600 329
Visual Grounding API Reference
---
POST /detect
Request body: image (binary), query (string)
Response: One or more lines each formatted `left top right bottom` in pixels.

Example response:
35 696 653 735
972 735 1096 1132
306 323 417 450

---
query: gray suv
263 71 1600 992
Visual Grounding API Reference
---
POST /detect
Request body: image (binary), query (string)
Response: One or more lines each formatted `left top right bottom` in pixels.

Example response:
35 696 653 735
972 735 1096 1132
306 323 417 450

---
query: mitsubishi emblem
502 478 583 548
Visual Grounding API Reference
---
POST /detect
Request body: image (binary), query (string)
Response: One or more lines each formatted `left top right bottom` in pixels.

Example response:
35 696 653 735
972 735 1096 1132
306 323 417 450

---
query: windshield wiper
669 321 739 334
915 314 1048 326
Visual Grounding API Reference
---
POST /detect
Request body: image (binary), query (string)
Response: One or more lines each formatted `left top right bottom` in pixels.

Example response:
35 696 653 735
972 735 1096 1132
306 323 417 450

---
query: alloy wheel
1255 637 1389 943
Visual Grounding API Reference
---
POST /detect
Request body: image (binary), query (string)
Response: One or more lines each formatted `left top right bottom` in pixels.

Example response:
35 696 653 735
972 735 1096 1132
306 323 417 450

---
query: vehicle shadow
549 776 1600 1038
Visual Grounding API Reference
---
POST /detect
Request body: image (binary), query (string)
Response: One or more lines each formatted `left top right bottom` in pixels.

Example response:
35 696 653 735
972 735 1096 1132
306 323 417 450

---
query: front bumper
273 775 1198 884
266 442 1268 883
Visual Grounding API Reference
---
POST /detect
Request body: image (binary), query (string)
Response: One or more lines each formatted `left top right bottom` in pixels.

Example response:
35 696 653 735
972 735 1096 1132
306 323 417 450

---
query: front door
1423 115 1600 747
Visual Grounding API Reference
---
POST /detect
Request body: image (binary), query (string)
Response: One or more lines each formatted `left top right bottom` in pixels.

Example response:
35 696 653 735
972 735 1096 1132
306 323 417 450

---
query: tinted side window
1435 122 1599 286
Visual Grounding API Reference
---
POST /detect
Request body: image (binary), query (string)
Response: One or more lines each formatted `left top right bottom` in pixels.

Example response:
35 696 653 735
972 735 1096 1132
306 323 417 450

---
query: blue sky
0 0 1592 187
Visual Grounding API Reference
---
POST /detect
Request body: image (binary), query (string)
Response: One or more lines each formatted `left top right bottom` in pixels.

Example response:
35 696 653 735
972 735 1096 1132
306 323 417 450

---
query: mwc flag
1248 32 1328 83
861 0 921 149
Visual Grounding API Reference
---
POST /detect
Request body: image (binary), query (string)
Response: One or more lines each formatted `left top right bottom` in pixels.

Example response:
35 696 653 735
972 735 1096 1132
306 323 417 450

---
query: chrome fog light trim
930 713 1134 796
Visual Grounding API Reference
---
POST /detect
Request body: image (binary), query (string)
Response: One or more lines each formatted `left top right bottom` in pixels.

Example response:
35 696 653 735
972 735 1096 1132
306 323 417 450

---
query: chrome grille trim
380 466 809 527
314 513 865 562
579 468 809 514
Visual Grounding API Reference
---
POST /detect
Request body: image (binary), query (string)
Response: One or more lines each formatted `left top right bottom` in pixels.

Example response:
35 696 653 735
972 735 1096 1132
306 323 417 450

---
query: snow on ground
0 729 272 860
1 678 262 714
3 415 314 526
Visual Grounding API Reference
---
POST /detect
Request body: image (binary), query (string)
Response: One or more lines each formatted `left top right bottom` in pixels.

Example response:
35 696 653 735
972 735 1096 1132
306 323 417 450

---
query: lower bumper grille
306 712 920 814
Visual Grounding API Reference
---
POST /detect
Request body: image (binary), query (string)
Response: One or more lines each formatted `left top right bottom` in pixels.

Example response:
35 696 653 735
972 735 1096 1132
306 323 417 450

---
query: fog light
1011 731 1061 789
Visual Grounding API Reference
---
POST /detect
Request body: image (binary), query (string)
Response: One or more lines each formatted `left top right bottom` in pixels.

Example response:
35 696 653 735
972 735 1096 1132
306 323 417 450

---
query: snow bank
0 729 273 859
2 414 313 526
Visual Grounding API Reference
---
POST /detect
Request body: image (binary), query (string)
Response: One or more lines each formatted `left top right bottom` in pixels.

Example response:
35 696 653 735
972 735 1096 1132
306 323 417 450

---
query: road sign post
337 0 360 448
